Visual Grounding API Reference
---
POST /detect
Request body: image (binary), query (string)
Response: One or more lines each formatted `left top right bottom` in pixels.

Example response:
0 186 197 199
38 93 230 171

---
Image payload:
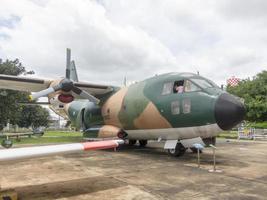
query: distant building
48 116 67 129
227 76 240 87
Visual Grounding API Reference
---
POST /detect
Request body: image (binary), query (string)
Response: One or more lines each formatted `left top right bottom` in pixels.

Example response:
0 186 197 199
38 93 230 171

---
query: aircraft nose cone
215 93 246 130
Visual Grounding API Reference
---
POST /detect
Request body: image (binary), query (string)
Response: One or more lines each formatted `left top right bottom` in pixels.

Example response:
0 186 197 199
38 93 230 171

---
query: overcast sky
0 0 266 86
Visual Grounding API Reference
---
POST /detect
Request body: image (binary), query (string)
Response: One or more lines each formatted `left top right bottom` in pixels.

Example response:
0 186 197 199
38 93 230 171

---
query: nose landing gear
128 140 148 147
167 143 186 157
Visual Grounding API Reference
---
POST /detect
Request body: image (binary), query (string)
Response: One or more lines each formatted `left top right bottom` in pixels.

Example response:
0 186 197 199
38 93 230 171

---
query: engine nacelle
67 101 103 130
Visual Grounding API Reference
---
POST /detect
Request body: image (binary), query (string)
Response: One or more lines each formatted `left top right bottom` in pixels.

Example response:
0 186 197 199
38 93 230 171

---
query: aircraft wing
0 140 124 162
0 74 51 92
73 81 114 96
0 74 114 96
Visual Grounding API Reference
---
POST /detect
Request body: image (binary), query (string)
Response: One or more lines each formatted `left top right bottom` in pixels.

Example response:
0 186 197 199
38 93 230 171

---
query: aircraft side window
183 99 191 114
171 101 180 115
162 82 173 95
173 80 184 93
184 80 200 92
191 78 213 88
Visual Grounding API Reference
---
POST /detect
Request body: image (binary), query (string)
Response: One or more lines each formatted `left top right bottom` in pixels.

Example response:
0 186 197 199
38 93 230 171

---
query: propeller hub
60 79 74 92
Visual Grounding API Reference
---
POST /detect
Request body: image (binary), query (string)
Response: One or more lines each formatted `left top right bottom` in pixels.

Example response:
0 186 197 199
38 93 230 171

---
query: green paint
68 100 104 129
142 73 223 127
83 127 99 138
68 100 87 128
68 72 225 130
118 81 150 129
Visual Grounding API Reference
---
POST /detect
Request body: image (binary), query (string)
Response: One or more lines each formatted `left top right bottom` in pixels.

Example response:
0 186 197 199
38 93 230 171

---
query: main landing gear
128 140 147 147
128 140 137 146
167 143 186 157
139 140 147 147
167 137 217 156
190 147 202 154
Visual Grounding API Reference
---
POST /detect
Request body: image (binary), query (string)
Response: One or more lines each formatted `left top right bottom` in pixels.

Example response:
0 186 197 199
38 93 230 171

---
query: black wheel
167 143 186 157
190 147 202 154
129 140 137 145
139 140 147 147
202 137 216 146
1 139 13 148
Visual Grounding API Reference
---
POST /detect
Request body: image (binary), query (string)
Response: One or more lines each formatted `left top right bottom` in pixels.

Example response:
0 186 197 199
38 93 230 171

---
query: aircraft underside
125 123 221 140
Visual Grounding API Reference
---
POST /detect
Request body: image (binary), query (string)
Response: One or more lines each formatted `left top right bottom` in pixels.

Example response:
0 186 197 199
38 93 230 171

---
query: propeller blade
72 86 100 104
80 90 100 104
29 87 56 101
29 82 65 101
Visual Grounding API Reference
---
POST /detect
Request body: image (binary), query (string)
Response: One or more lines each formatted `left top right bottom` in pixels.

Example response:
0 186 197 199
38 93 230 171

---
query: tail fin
66 48 79 82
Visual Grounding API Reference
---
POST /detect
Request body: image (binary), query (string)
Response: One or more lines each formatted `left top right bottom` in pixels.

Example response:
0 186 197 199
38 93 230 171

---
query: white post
197 148 200 168
209 144 222 173
213 147 216 171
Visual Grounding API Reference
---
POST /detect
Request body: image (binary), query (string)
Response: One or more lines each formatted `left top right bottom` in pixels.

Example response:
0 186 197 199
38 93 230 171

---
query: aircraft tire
190 147 202 154
167 143 186 157
1 139 13 149
203 137 216 146
129 140 137 145
139 140 147 147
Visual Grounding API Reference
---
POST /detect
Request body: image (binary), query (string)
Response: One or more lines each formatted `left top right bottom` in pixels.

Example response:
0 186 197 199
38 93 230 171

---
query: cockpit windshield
190 78 213 89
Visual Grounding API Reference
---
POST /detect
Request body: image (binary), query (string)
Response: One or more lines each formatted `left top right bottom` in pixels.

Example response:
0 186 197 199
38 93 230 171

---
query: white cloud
0 0 266 87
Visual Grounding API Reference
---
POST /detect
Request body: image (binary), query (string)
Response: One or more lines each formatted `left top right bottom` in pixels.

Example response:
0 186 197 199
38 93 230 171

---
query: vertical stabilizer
66 48 79 82
70 60 79 82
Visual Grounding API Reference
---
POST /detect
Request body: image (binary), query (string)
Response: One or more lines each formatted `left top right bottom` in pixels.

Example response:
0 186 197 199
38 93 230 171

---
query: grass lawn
218 131 238 139
44 131 83 137
0 131 84 145
0 130 241 147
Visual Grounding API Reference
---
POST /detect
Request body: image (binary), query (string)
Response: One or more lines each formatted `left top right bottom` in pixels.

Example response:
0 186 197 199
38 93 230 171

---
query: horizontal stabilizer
0 140 124 162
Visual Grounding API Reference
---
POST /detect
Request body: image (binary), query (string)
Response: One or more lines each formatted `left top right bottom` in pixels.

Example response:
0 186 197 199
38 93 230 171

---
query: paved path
0 139 266 199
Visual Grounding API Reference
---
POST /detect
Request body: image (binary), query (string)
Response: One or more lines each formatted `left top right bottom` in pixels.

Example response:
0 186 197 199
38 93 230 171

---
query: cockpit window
173 80 184 93
190 78 213 89
184 80 200 92
162 79 206 95
162 82 173 95
207 80 220 88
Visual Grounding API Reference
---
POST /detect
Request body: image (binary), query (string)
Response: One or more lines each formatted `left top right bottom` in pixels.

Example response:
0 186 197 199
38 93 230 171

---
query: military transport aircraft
0 49 245 161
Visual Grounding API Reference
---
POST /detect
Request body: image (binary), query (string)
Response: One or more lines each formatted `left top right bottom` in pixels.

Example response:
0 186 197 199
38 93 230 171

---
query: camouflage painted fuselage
66 73 244 140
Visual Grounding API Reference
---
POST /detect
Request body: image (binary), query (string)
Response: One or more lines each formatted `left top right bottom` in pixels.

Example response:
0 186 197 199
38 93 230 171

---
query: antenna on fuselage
123 76 127 86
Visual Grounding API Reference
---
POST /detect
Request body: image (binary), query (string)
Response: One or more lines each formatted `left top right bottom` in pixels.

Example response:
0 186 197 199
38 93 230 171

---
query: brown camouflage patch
101 87 128 128
134 102 172 129
99 125 121 138
47 78 64 100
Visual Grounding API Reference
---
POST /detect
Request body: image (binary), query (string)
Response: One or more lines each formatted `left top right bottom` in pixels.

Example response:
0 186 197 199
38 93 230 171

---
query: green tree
0 58 26 75
17 106 49 129
0 59 28 130
227 70 267 122
0 59 49 130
